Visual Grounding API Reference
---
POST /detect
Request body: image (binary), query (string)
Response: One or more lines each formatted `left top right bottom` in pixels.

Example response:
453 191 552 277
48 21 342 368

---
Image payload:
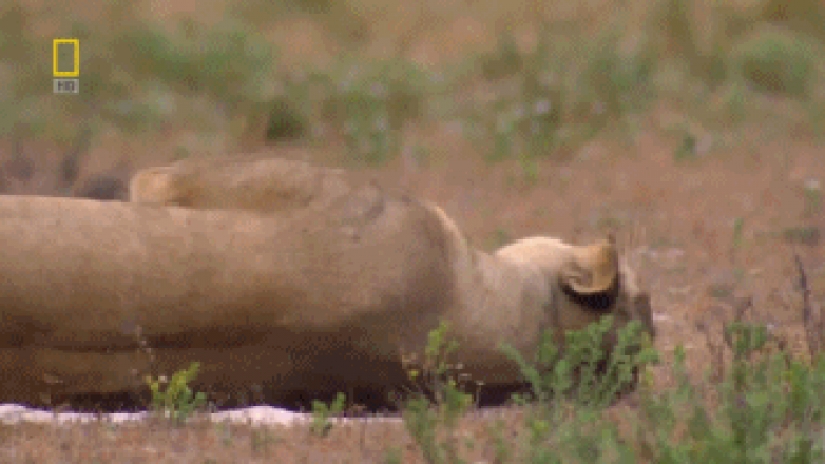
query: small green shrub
730 26 820 98
310 392 347 438
636 323 825 464
234 0 332 23
146 362 208 425
117 18 276 120
672 123 700 161
400 321 473 464
398 315 659 463
250 427 281 455
652 0 696 59
321 57 427 165
502 316 657 410
475 15 656 162
480 30 523 81
803 179 823 217
383 446 404 464
783 227 821 247
519 67 563 158
732 216 746 250
198 19 276 103
762 0 825 43
581 29 655 120
495 316 656 463
518 151 539 186
263 95 309 142
723 82 749 123
488 103 517 162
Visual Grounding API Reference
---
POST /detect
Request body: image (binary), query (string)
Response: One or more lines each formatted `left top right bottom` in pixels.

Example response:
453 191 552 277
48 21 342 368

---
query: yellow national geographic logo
53 39 79 78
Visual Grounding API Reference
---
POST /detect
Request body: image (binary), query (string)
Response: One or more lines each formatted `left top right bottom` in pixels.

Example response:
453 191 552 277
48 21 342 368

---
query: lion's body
0 157 654 406
125 156 655 388
0 191 452 404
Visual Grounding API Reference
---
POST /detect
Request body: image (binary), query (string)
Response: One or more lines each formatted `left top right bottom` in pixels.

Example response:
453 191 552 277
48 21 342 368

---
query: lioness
0 158 655 407
128 156 656 372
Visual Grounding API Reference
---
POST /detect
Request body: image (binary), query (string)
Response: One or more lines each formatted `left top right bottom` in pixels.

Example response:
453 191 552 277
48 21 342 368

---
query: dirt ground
4 108 823 462
2 2 825 461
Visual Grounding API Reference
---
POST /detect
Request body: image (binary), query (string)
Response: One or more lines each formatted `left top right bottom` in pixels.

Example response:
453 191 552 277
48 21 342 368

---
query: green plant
110 17 277 142
480 30 523 81
321 57 426 165
383 446 404 464
803 179 823 217
233 0 332 24
731 216 746 262
146 362 208 425
582 28 655 120
488 419 513 464
635 321 825 464
398 316 659 463
519 67 563 158
401 321 473 464
478 13 657 162
730 26 819 98
491 110 516 162
653 0 697 60
518 151 539 186
497 316 655 463
783 227 821 247
262 95 309 142
724 82 749 124
250 427 280 456
310 392 347 438
762 0 825 43
673 124 699 161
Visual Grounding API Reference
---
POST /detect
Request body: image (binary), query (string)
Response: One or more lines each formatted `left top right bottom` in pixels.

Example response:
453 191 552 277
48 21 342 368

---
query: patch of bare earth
3 1 824 461
4 119 821 461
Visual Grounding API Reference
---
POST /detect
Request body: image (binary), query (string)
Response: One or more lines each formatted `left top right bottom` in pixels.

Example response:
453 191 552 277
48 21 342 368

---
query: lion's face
497 235 656 344
556 235 655 347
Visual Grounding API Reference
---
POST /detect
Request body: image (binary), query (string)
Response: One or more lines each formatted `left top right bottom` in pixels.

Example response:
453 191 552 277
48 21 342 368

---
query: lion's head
494 233 655 346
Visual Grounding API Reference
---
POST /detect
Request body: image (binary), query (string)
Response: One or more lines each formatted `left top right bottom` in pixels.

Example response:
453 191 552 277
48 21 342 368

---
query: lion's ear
559 234 619 294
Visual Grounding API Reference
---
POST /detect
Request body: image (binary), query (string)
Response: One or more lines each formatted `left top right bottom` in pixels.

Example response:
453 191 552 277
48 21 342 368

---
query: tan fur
0 159 655 405
421 205 654 381
129 156 358 214
125 156 655 379
0 192 451 404
128 156 654 340
128 166 174 206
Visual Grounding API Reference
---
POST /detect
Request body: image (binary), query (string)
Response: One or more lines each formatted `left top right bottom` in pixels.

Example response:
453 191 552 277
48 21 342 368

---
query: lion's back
129 156 355 214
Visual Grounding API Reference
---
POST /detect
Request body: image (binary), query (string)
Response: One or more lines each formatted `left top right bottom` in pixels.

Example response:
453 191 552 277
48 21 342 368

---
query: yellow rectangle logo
53 39 79 77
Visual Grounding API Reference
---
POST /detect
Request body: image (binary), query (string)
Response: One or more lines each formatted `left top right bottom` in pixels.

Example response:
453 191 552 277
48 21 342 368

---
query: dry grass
0 408 533 463
2 124 821 461
2 0 825 461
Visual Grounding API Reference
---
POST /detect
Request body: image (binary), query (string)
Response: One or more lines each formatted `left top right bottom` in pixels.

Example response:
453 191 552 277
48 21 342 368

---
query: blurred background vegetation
1 0 824 179
2 3 825 461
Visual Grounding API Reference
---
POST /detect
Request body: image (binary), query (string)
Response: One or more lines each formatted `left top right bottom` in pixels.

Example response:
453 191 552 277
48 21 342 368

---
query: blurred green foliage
0 0 823 165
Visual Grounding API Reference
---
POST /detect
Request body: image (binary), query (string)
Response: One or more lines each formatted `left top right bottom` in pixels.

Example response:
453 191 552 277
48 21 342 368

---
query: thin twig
793 253 819 358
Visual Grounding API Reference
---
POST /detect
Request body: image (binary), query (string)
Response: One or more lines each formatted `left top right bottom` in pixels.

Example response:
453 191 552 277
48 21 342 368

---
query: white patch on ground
0 404 404 427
